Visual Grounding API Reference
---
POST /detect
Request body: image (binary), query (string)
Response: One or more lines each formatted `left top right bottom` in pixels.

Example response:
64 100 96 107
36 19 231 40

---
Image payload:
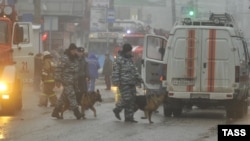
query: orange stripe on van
207 29 216 92
186 30 195 92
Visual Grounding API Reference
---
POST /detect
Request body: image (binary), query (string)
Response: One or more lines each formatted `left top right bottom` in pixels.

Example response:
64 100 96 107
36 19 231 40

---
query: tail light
235 66 240 82
160 75 166 81
160 64 167 81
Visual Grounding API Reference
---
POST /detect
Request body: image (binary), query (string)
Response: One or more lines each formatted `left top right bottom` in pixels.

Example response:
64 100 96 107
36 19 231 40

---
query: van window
19 24 30 44
233 38 247 62
174 39 189 59
146 36 166 61
207 39 229 60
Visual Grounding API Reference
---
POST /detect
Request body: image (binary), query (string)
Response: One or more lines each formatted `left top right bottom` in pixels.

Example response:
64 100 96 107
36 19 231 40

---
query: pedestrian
76 47 90 104
86 53 100 92
112 43 143 123
102 53 113 90
51 43 82 120
38 51 57 107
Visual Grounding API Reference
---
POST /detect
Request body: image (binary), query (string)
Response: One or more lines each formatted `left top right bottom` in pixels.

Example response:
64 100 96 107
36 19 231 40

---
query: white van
142 13 250 119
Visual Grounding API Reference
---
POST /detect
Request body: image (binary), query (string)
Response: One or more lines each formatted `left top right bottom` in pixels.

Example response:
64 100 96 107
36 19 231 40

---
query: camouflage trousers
56 84 78 110
114 85 136 119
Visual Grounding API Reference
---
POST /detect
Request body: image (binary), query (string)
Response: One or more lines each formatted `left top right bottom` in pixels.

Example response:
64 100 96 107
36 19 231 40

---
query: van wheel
226 101 236 119
226 108 234 119
243 100 248 115
173 104 183 117
163 103 172 117
226 100 247 119
241 100 248 117
235 100 247 118
15 80 23 111
173 108 182 117
1 100 16 115
16 92 22 111
197 105 209 109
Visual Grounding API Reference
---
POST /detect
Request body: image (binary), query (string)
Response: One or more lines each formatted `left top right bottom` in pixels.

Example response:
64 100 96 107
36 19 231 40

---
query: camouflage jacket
55 53 79 85
112 54 141 86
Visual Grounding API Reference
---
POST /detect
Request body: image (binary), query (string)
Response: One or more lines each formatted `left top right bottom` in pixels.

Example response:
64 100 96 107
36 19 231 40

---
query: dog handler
51 43 82 119
112 43 143 123
76 47 89 105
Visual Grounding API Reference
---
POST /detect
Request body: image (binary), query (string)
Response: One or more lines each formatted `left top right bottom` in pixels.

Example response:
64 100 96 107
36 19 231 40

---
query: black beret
122 43 132 53
68 43 77 50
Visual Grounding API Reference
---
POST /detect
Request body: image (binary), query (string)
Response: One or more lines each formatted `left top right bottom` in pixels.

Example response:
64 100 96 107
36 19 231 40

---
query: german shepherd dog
134 93 167 123
59 89 102 119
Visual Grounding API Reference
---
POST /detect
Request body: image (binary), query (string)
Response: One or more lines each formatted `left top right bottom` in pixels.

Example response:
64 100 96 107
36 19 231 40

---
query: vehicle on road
0 3 37 114
142 13 250 119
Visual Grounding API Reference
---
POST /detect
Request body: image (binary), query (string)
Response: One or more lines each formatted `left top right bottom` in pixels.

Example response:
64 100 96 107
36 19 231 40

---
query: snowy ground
0 83 249 141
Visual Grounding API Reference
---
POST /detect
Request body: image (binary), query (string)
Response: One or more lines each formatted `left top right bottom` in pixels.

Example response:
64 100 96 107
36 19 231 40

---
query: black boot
51 107 61 119
113 108 121 120
125 118 138 123
73 108 82 120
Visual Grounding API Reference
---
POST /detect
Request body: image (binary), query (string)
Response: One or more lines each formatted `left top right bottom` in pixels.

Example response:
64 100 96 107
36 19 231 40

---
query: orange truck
0 3 38 114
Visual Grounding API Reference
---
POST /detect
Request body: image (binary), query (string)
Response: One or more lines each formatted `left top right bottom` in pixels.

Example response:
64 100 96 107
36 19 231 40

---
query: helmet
43 51 50 56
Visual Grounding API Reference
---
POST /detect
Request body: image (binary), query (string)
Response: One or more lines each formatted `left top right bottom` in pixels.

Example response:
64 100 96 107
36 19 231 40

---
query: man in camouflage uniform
112 43 142 123
51 43 82 119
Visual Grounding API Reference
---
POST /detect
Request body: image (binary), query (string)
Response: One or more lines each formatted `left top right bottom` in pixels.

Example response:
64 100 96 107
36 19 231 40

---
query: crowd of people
35 43 111 118
36 43 142 122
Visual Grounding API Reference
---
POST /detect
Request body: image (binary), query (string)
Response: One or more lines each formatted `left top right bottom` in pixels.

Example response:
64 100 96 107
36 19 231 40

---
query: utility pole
33 0 42 52
106 0 114 52
171 0 176 25
33 0 41 24
83 0 91 48
109 0 114 29
225 0 229 12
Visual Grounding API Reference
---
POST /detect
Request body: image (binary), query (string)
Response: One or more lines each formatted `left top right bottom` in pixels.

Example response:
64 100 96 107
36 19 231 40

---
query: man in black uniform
76 47 89 104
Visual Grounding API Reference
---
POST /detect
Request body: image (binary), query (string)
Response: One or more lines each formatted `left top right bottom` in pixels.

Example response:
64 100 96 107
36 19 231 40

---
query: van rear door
169 28 234 93
142 35 167 90
200 29 234 93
